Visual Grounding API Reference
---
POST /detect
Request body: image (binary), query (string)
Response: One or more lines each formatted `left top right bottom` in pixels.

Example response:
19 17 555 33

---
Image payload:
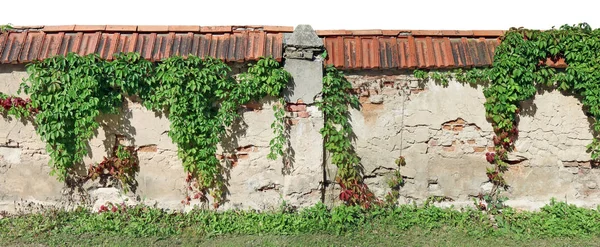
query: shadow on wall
518 84 599 140
220 115 249 203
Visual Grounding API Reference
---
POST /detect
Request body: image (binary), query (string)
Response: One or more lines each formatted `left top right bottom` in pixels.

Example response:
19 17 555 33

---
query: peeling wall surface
2 65 600 213
1 26 600 213
340 73 599 210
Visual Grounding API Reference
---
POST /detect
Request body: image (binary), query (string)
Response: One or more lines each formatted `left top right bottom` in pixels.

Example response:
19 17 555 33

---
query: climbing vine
384 156 405 207
23 54 124 180
19 53 290 205
318 66 379 208
413 23 600 213
147 56 290 205
0 23 12 33
87 142 139 193
0 93 37 118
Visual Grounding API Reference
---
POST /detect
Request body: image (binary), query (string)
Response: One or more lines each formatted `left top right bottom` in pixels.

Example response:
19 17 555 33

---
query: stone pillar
281 25 326 208
283 25 324 104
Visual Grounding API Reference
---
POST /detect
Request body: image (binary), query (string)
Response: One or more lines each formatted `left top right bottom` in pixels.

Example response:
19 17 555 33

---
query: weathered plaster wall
1 65 600 213
341 73 599 210
0 65 323 213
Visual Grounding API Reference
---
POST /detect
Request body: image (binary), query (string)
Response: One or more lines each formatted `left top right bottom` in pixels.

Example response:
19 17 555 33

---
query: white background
1 0 598 30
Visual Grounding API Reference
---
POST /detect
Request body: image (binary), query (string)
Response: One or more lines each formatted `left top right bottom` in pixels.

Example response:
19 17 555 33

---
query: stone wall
336 72 599 210
1 25 600 213
3 65 600 213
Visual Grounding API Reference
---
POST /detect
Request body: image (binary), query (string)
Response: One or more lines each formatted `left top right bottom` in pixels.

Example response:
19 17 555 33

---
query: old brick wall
0 64 324 213
2 65 600 213
338 72 600 210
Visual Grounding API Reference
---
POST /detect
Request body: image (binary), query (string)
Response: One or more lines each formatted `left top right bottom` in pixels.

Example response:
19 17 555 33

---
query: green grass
2 200 600 246
3 228 600 247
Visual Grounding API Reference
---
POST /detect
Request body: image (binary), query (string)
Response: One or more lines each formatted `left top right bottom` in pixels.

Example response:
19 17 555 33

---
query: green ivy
413 23 600 212
146 56 290 204
0 23 12 33
20 53 290 204
318 66 378 208
23 54 124 180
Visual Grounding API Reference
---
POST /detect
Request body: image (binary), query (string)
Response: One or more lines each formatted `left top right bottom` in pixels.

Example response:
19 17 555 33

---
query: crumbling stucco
2 67 600 213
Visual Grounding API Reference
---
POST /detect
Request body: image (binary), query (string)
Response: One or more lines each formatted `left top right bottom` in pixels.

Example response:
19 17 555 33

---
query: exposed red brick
543 57 568 69
467 139 476 145
473 147 486 152
581 162 592 169
297 111 310 118
287 104 307 112
242 101 262 111
443 146 456 152
563 161 592 168
410 88 425 94
487 147 495 152
554 58 567 68
443 125 452 131
236 153 250 160
138 145 157 152
287 119 299 125
446 118 466 125
236 145 257 153
453 126 464 131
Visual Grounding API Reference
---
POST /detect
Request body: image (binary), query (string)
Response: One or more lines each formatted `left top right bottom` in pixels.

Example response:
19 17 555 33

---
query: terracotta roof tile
200 26 232 33
137 25 169 32
262 26 294 32
316 30 352 36
42 25 75 32
317 29 505 37
168 26 201 32
74 25 106 31
106 25 137 32
322 35 500 69
0 26 517 68
0 26 291 63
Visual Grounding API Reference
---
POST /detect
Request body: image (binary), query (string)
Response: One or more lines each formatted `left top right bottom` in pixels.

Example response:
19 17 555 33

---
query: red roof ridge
3 25 294 33
9 26 504 37
316 29 505 37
